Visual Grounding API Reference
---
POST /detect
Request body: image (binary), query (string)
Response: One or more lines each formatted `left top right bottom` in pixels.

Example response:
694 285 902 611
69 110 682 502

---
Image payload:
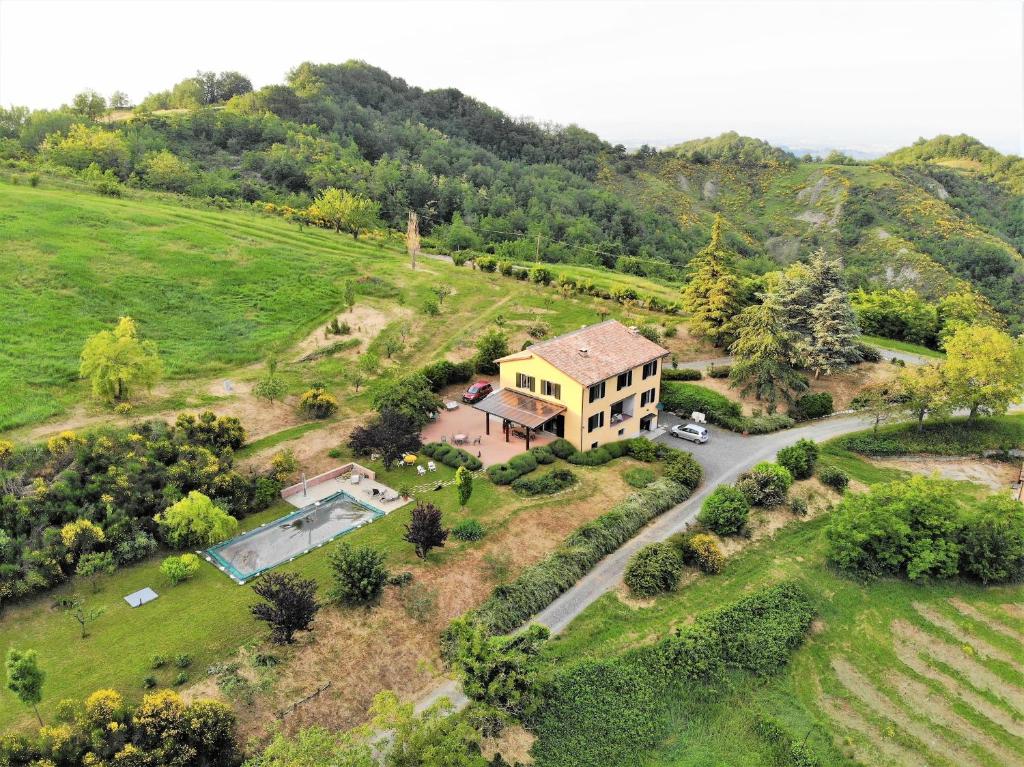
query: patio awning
472 388 566 429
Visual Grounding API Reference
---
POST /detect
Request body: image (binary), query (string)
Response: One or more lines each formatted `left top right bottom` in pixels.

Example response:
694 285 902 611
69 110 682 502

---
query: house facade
478 320 669 451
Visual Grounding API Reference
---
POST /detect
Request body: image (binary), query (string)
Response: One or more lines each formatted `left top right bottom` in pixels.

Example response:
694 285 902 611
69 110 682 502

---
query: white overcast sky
1 0 1021 154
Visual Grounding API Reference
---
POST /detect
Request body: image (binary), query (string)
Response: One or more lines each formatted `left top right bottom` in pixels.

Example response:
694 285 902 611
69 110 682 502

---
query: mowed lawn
543 447 1024 767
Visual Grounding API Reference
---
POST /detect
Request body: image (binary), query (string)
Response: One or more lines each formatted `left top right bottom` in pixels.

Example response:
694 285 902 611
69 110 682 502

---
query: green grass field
861 334 946 359
539 428 1024 767
0 178 681 434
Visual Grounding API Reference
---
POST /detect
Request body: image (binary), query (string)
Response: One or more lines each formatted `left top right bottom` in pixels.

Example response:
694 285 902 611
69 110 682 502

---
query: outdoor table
454 434 467 444
445 401 459 410
403 454 417 465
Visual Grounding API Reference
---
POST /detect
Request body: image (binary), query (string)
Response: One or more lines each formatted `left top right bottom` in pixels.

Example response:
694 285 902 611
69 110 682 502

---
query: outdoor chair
427 461 437 471
473 436 482 445
417 465 427 476
350 473 362 485
440 436 448 443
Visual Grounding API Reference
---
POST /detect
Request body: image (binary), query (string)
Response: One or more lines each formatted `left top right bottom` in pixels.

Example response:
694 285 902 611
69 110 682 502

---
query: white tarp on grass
124 587 158 607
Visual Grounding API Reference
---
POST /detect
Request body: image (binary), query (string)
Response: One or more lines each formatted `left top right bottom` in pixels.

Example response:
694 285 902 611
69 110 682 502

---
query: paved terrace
421 401 555 466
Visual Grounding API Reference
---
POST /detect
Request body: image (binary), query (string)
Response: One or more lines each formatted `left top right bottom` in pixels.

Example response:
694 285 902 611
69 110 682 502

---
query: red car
462 381 493 403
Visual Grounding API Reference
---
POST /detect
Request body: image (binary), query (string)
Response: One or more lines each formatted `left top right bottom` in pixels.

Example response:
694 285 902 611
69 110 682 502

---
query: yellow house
472 320 670 451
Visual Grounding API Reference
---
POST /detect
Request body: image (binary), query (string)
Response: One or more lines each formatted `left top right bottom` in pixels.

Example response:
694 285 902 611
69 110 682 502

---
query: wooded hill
3 62 1022 330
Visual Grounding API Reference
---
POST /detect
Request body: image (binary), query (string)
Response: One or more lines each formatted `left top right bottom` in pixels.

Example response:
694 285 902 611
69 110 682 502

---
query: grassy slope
541 421 1024 767
0 178 682 434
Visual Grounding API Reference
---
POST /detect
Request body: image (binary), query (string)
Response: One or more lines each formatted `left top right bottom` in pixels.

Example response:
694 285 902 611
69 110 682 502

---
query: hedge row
443 479 693 647
419 442 483 471
512 467 577 496
531 582 816 767
486 445 556 484
662 367 703 381
417 359 476 392
835 417 1024 458
661 382 794 434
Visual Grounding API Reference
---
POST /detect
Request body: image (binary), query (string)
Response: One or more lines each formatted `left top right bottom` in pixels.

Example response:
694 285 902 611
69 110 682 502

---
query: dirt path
873 457 1019 491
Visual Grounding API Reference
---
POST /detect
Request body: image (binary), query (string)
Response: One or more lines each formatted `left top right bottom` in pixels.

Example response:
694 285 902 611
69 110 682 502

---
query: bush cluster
623 467 656 488
837 418 1024 459
298 385 338 418
776 439 819 480
698 485 750 535
452 519 486 541
790 392 834 421
827 475 1024 583
661 382 793 434
417 359 476 392
661 367 702 381
624 542 684 597
566 439 631 466
512 468 577 496
486 449 542 484
443 479 691 646
706 365 732 379
420 442 483 471
736 462 793 507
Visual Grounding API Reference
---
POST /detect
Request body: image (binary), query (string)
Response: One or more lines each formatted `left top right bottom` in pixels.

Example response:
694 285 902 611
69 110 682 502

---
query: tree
155 491 238 548
71 89 107 119
371 374 442 427
776 439 819 480
60 518 105 560
307 187 382 239
455 466 473 508
327 543 389 606
404 503 449 559
79 316 163 402
897 363 950 431
432 285 453 305
253 726 375 767
342 279 357 312
109 90 131 109
6 648 44 725
142 149 195 192
62 596 106 638
254 374 286 404
943 325 1024 419
474 330 509 375
681 215 745 347
76 551 116 592
452 623 549 718
854 379 902 434
806 288 860 377
251 572 320 644
348 409 422 469
728 291 807 411
379 334 403 359
160 553 202 585
369 691 485 767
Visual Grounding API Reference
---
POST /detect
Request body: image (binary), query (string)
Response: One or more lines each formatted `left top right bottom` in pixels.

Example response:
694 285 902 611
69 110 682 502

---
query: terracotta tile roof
495 320 670 386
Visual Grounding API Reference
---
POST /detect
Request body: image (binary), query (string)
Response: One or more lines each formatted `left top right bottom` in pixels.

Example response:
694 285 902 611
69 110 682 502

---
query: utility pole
406 210 420 269
535 233 542 262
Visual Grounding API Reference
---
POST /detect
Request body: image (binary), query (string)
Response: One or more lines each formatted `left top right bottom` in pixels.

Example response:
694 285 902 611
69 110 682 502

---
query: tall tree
944 325 1024 419
806 287 861 378
251 572 320 644
404 503 449 559
728 291 807 411
155 491 238 548
5 648 44 724
897 363 950 430
681 216 745 347
79 316 163 402
455 466 473 509
854 379 902 434
348 409 422 469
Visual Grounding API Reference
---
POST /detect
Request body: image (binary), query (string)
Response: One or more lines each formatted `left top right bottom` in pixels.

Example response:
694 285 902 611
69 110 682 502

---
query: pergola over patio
471 388 565 450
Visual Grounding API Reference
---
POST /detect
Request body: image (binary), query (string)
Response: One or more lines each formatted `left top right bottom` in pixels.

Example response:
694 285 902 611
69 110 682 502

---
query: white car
670 424 709 444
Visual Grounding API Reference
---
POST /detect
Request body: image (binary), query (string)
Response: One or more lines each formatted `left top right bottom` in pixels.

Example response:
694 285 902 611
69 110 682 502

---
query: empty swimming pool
206 492 382 582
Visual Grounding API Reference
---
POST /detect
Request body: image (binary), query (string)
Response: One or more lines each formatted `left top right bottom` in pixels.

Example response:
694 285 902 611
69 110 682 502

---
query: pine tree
728 292 807 412
806 288 861 378
681 216 745 347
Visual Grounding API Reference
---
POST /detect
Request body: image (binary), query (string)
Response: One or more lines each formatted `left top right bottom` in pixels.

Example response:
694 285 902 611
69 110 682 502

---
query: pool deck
284 474 407 514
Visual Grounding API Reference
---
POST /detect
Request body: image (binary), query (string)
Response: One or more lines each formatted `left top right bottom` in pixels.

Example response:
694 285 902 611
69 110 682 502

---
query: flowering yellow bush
84 688 125 728
689 533 724 575
47 430 80 457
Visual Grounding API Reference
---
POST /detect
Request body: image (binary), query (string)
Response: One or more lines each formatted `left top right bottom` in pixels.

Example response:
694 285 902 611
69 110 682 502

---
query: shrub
530 445 555 464
421 296 440 315
567 447 611 466
698 486 750 535
662 450 703 491
327 543 389 606
298 385 338 418
662 368 702 381
627 438 659 462
707 365 732 378
623 467 656 488
486 463 520 485
687 533 724 574
789 497 809 516
508 452 538 474
549 438 576 459
790 392 834 421
452 519 486 541
476 256 497 272
174 672 188 686
159 553 202 585
142 675 157 689
776 439 819 480
529 265 554 284
959 495 1024 584
624 542 684 597
421 442 482 471
857 342 882 362
817 465 850 493
174 654 192 669
660 381 741 422
736 462 793 507
512 468 577 496
150 655 167 669
445 479 691 644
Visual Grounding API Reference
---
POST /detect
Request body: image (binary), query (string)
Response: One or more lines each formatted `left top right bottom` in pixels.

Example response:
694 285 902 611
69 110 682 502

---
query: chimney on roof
578 347 589 357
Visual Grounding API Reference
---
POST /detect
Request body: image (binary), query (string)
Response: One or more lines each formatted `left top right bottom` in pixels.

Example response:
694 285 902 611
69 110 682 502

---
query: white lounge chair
350 473 362 485
427 461 437 472
417 465 427 476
